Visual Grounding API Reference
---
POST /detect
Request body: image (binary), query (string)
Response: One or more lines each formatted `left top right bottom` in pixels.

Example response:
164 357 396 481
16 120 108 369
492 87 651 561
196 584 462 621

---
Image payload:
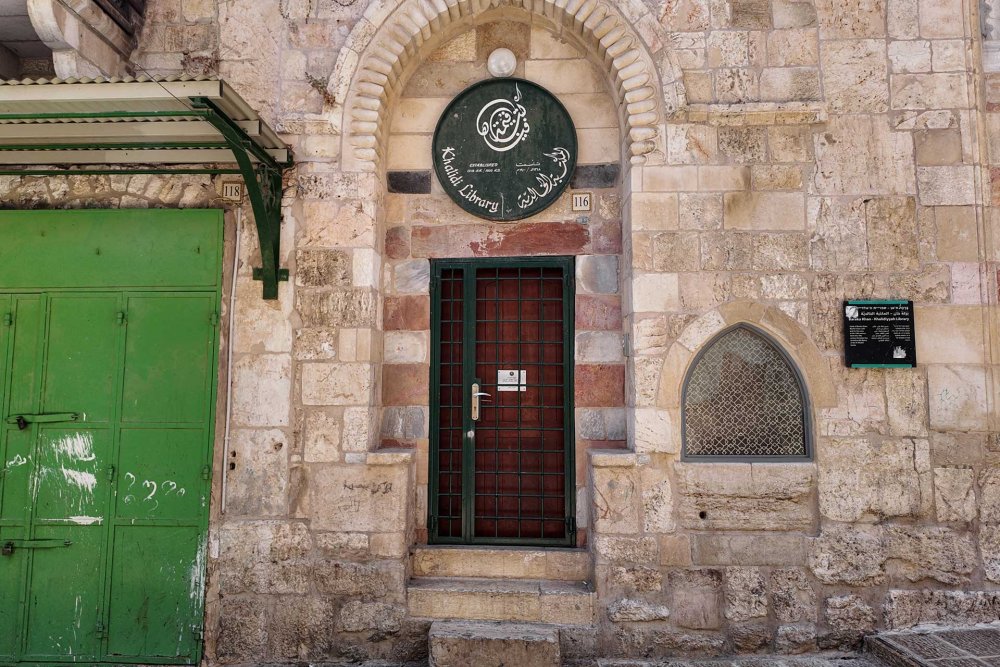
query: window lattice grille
684 327 807 458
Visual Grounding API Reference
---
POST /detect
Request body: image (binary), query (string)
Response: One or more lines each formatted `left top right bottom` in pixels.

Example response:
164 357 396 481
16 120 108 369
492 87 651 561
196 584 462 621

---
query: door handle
471 384 492 421
5 412 79 430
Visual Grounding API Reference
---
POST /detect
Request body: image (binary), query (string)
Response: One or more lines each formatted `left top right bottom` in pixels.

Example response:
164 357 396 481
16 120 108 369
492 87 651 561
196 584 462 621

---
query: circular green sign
432 78 578 222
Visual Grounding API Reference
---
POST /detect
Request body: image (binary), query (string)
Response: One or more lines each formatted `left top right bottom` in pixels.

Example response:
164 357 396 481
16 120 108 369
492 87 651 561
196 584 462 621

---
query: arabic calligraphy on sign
432 78 578 222
476 83 531 152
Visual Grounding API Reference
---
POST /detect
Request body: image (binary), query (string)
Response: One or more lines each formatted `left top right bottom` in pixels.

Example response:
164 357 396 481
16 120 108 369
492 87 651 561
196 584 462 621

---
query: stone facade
1 0 999 663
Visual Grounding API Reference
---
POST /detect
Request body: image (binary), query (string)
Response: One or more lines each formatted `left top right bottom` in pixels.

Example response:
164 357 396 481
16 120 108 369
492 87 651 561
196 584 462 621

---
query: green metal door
0 210 222 665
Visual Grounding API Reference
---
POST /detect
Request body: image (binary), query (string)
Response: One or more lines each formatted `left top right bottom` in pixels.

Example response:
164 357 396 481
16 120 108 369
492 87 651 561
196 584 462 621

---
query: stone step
408 576 595 624
412 545 591 581
429 620 560 667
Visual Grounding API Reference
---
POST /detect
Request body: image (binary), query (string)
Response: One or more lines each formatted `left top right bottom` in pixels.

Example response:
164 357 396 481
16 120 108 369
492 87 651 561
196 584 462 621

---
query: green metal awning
0 75 291 299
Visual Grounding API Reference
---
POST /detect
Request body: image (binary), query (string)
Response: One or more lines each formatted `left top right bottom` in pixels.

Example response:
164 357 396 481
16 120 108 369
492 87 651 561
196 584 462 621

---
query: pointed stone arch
329 0 685 172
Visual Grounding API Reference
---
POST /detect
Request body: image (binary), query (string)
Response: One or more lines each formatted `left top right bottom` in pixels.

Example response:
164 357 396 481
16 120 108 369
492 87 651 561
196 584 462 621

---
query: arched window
682 325 810 461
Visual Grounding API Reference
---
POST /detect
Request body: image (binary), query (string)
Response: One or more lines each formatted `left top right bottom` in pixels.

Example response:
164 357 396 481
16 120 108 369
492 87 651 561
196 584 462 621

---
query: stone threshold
412 545 592 581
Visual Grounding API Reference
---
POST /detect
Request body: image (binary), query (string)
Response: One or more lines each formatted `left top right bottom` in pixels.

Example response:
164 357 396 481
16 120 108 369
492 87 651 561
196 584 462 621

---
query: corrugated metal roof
0 75 289 165
0 74 219 85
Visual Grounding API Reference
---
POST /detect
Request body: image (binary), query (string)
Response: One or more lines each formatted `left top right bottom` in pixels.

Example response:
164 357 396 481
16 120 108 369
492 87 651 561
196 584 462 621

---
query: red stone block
589 219 623 254
384 295 430 330
382 364 430 406
574 364 625 407
986 75 1000 111
575 294 622 331
385 226 410 260
472 221 590 256
410 225 483 258
991 167 1000 207
580 439 627 449
411 222 590 258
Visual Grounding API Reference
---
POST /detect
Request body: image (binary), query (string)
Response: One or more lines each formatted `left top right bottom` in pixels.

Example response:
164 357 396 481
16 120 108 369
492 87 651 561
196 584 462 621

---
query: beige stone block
300 200 376 248
529 26 583 59
950 262 982 305
383 331 428 364
226 429 289 516
767 29 819 66
391 98 449 134
524 59 604 94
933 467 976 522
677 310 728 352
342 406 375 452
683 70 715 103
235 280 294 353
806 197 868 271
818 438 926 522
915 128 963 165
655 535 692 567
578 128 620 164
774 0 819 27
692 534 807 565
915 306 985 364
816 0 887 37
427 31 476 62
886 369 929 436
769 126 813 162
889 0 919 38
724 192 805 230
917 166 976 205
233 354 291 426
303 410 341 463
866 196 919 271
891 73 968 110
412 546 590 580
632 273 680 312
675 462 816 531
919 0 965 37
759 67 821 101
592 466 641 534
632 408 678 454
429 620 560 667
888 40 931 73
679 193 724 229
931 39 966 71
667 124 719 164
658 344 694 408
642 167 698 192
753 165 803 190
699 166 751 191
935 207 979 261
301 362 373 406
708 31 750 67
387 134 432 170
716 67 761 103
640 467 675 533
813 115 915 195
309 464 408 532
652 232 700 271
632 193 679 231
561 93 618 129
822 39 889 113
927 365 988 431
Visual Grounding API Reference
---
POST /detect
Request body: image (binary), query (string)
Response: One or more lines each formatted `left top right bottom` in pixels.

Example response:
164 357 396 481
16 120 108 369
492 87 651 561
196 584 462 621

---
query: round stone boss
432 78 578 222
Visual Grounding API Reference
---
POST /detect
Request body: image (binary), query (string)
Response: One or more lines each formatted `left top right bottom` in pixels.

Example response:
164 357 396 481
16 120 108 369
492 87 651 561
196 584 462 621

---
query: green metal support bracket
191 97 290 300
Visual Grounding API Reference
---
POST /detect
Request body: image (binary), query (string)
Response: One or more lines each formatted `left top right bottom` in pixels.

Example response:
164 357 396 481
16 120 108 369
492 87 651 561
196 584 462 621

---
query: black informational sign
843 300 916 368
432 78 577 221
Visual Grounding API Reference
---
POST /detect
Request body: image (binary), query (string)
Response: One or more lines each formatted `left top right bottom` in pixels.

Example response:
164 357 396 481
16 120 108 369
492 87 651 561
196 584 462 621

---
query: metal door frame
428 256 576 547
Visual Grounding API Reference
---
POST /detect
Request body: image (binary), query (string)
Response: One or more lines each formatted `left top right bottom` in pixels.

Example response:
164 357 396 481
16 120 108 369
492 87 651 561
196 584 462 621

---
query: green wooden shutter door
0 210 221 665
